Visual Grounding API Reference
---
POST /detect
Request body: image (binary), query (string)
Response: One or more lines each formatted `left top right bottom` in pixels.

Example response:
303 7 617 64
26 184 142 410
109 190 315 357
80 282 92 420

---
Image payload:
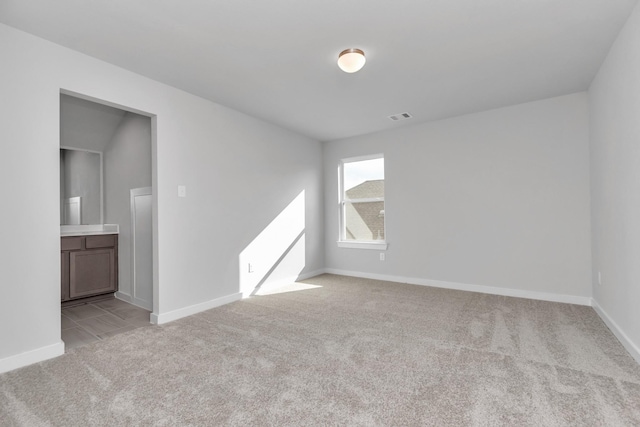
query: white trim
0 341 65 374
115 291 132 303
337 241 388 250
339 154 386 243
150 292 242 325
343 197 384 203
323 268 593 306
297 269 326 281
60 89 156 118
115 291 151 311
592 299 640 364
130 187 153 311
340 153 384 164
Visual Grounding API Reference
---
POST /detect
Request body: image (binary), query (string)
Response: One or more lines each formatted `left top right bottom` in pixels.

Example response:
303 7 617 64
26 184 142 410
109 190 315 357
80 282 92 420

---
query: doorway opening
59 91 157 350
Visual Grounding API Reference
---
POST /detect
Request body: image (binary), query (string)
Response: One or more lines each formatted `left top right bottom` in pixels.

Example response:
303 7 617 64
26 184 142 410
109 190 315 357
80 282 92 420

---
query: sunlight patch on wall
239 191 306 296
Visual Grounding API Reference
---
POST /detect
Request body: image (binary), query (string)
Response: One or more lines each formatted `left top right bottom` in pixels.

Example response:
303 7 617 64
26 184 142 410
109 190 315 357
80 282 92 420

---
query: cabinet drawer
69 249 116 298
61 252 70 301
86 234 116 249
61 237 82 251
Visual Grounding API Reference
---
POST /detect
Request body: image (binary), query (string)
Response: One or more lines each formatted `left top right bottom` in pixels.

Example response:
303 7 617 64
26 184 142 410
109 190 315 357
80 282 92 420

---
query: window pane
343 158 384 199
344 201 385 241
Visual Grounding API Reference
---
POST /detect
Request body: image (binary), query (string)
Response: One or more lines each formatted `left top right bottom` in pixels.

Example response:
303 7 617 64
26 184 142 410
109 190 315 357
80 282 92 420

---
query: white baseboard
0 341 65 375
115 291 131 303
592 299 640 364
150 292 242 325
297 269 326 281
323 268 593 306
115 291 152 311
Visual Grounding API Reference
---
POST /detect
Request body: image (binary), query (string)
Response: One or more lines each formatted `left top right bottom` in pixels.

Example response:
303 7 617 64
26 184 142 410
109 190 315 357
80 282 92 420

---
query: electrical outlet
380 253 385 261
248 263 254 273
598 271 601 286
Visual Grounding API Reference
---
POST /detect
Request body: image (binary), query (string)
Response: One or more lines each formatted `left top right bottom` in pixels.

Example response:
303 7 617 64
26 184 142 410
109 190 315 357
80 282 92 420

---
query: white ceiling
2 0 638 141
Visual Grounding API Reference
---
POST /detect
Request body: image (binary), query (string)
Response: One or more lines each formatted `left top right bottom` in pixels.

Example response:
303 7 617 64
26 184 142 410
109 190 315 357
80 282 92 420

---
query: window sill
337 241 388 250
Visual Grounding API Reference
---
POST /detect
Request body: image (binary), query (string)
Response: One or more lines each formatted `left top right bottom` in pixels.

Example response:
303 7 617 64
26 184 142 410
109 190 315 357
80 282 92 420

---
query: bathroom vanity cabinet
61 234 118 303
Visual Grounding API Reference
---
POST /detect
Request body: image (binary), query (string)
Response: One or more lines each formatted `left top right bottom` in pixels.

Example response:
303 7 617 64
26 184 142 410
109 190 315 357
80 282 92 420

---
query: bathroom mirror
60 148 103 225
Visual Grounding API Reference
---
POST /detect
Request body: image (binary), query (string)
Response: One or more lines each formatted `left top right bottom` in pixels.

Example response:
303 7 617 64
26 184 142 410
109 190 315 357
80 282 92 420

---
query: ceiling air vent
388 112 413 121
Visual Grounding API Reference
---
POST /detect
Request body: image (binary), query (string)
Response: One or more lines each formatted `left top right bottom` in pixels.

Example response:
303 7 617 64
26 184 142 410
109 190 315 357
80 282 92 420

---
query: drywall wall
103 112 152 301
589 2 640 362
324 93 592 302
0 23 324 372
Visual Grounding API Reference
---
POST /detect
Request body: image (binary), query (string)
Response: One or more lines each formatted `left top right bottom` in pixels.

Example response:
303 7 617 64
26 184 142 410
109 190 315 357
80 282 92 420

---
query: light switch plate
178 185 187 198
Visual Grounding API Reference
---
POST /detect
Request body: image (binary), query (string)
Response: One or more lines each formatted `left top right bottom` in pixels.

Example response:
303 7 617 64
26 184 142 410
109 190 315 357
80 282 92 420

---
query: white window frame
338 153 388 250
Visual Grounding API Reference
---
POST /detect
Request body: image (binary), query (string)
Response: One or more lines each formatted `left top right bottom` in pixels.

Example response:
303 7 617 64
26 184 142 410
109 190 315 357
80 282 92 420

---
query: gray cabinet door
69 248 116 299
61 252 70 301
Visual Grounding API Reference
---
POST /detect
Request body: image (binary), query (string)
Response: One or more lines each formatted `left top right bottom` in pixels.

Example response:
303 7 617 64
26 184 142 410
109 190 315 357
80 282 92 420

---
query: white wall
104 112 152 300
0 23 324 372
589 2 640 362
324 93 592 302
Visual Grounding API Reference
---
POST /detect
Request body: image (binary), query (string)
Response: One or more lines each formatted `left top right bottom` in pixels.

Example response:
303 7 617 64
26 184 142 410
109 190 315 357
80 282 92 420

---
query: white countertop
61 224 119 237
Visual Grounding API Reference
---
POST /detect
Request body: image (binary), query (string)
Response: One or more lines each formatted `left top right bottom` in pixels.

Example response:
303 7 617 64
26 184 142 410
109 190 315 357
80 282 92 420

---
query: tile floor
61 298 152 350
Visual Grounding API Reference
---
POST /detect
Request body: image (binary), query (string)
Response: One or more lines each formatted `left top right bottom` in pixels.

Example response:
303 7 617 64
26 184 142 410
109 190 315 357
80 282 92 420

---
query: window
338 154 387 249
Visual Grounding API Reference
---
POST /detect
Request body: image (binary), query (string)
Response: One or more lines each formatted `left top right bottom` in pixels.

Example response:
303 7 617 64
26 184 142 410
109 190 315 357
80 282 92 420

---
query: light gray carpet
2 274 640 426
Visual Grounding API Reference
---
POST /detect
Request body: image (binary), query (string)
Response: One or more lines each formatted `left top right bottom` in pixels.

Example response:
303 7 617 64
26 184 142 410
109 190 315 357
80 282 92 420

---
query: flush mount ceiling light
337 48 366 73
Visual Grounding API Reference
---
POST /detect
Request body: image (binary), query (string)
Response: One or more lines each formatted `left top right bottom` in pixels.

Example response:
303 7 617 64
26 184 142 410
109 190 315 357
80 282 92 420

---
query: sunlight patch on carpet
253 282 322 296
